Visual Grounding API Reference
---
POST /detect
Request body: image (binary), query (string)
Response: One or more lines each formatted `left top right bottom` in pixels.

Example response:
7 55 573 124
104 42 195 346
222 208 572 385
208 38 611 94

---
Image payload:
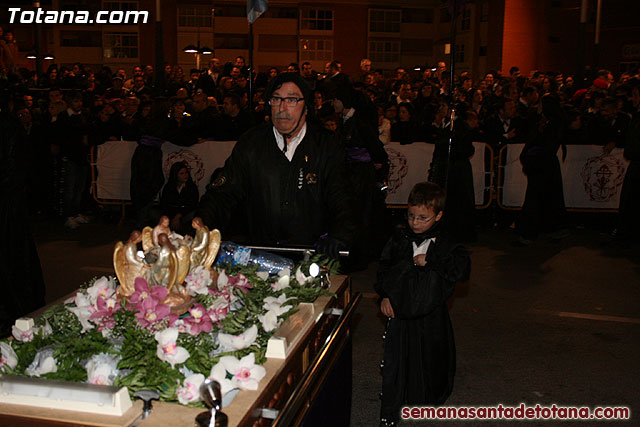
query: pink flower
208 298 230 323
184 304 213 335
227 273 253 294
90 296 122 319
128 278 168 309
135 297 170 328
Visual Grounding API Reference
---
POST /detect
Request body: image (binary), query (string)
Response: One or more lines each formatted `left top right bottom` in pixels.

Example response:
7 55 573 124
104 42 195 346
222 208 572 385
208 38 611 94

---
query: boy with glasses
376 181 470 426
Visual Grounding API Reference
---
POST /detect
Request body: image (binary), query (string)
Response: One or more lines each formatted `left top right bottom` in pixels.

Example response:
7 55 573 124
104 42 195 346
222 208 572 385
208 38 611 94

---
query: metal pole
444 0 460 191
449 3 457 97
33 1 42 79
577 0 588 88
249 23 254 112
155 0 164 91
594 0 602 69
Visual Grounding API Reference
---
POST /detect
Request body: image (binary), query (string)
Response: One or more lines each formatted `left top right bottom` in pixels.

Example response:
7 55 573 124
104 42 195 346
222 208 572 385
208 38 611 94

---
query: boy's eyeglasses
269 96 304 107
407 213 436 223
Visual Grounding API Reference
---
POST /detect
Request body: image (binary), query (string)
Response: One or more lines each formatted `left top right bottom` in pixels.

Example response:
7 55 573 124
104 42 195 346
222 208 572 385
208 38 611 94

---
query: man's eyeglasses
407 213 436 223
269 96 304 107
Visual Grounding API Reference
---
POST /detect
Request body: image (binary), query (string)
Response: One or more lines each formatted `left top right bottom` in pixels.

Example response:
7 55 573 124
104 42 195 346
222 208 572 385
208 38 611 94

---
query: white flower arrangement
1 256 332 407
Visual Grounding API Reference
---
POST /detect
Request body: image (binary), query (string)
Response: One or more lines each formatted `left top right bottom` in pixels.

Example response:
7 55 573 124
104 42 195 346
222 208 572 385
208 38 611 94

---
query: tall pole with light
247 1 268 113
33 1 42 79
182 8 214 69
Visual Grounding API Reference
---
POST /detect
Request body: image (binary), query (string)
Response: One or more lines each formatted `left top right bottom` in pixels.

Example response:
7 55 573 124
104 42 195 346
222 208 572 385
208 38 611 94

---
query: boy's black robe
375 225 470 422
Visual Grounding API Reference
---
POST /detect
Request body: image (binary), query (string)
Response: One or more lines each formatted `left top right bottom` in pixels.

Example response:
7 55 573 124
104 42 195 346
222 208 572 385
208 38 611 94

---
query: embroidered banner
384 142 488 205
501 144 628 209
95 141 236 200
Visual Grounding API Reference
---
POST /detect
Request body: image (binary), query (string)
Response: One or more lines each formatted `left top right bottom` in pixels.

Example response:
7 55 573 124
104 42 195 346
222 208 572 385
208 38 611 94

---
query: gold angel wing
113 242 128 298
174 244 191 291
203 229 222 270
113 241 126 285
166 250 179 294
141 226 154 252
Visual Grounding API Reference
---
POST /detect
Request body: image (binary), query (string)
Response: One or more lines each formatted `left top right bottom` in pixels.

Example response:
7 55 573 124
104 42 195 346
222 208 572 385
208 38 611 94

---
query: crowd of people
2 41 639 247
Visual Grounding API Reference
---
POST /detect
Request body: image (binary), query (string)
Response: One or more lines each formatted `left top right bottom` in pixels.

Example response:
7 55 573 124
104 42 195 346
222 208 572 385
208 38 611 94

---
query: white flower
220 353 266 391
295 267 312 285
209 362 235 397
256 271 269 281
41 321 53 337
278 268 291 277
26 347 58 377
185 266 212 296
217 270 229 289
176 373 205 405
273 274 290 291
86 353 120 385
67 292 96 332
86 276 116 304
155 328 190 368
0 342 18 371
218 324 258 352
67 304 95 332
258 310 280 332
262 294 293 313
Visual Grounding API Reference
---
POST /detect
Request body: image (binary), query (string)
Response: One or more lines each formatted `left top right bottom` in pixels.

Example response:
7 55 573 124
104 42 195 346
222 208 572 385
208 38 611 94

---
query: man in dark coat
196 73 356 259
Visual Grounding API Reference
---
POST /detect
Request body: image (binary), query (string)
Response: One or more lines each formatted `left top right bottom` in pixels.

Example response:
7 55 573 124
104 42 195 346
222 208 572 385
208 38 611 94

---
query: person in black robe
612 80 640 246
439 107 479 243
516 94 567 244
160 161 199 234
375 182 470 426
196 73 356 260
0 106 46 337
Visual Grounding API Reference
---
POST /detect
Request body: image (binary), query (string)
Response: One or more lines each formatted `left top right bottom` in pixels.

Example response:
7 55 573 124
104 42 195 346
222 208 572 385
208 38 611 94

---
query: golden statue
113 219 222 314
151 233 177 288
113 231 150 298
190 217 221 271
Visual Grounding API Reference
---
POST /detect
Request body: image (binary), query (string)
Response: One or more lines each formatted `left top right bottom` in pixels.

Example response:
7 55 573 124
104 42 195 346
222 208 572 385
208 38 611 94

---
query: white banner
96 140 490 207
384 142 488 205
501 144 628 209
95 140 236 200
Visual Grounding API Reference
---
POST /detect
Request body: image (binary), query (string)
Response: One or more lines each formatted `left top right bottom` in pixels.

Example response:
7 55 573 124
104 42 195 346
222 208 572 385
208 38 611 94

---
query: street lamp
25 53 55 60
181 7 215 69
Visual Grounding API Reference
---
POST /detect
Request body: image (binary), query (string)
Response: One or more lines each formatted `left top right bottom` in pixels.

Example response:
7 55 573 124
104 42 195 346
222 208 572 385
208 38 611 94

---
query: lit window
301 9 333 31
369 9 401 33
300 38 333 61
103 32 138 58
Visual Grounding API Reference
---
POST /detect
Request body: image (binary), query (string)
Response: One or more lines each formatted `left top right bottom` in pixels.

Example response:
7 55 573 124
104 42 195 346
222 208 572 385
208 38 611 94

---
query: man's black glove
315 236 347 261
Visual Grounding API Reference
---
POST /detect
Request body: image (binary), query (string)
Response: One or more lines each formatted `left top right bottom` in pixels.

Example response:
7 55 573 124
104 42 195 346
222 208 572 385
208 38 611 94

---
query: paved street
31 215 639 426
